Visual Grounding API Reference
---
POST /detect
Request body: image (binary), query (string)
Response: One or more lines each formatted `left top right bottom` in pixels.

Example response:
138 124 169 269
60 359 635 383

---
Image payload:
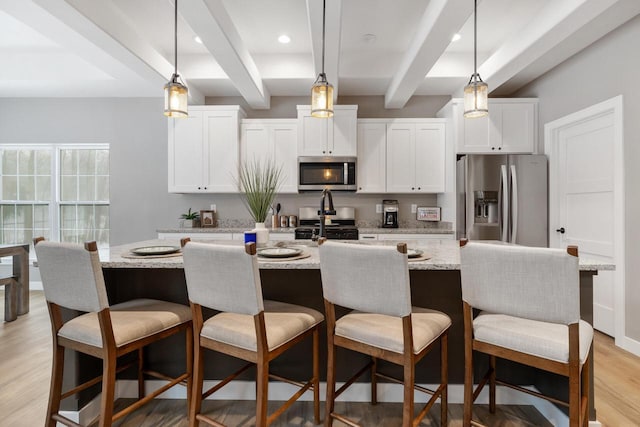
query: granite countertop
101 239 613 272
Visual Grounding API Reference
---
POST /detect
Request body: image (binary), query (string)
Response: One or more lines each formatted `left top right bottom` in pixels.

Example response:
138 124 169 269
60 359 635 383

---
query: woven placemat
257 252 311 262
408 255 431 262
121 251 183 259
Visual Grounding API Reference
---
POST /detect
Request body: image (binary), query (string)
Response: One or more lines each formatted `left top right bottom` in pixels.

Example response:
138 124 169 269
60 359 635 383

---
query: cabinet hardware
556 227 565 234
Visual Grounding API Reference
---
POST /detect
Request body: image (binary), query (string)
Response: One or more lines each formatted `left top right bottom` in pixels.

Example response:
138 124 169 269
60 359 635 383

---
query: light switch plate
210 204 216 212
411 204 417 213
376 204 382 213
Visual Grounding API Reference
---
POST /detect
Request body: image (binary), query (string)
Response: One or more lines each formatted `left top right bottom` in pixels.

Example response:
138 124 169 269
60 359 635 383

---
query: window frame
0 143 110 255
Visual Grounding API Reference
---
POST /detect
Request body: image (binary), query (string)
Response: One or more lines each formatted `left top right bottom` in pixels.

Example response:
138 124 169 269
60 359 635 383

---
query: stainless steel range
294 207 359 240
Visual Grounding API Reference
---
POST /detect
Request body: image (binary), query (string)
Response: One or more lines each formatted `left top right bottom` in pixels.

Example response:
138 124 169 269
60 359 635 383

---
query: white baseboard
617 334 640 357
66 379 582 427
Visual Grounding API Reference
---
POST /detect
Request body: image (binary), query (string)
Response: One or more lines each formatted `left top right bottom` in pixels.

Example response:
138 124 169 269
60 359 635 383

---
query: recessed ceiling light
278 34 291 44
194 36 203 44
362 33 377 44
451 33 461 42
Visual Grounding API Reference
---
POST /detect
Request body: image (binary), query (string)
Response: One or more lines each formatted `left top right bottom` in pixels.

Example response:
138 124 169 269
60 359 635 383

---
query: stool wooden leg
256 359 269 427
138 347 145 400
99 354 117 427
441 333 448 427
46 344 64 427
582 353 590 427
313 329 320 425
402 359 415 427
186 325 194 417
371 356 378 405
325 338 336 427
489 355 496 414
189 340 204 427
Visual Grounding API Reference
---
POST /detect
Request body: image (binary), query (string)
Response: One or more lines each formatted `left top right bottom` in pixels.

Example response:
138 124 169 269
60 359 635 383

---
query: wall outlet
411 204 417 213
210 204 216 212
376 204 382 214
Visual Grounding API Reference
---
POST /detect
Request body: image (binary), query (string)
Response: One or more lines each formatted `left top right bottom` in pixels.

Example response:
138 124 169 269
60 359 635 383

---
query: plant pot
252 222 270 246
181 219 193 228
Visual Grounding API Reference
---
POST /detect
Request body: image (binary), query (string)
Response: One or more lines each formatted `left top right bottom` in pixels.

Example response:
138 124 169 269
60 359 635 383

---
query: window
0 145 109 250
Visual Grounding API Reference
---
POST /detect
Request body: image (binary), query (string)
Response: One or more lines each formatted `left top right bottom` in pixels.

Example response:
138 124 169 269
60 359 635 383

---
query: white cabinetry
157 231 295 240
360 233 454 243
240 120 298 193
356 121 387 193
297 105 357 156
386 120 446 193
453 99 538 154
168 106 245 193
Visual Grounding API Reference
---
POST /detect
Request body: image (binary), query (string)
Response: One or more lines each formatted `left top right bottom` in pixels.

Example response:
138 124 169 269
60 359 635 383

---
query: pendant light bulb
464 0 488 118
311 0 333 118
164 0 188 118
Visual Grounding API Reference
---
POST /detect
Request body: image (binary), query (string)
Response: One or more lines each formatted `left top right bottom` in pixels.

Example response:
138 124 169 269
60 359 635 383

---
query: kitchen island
65 239 611 423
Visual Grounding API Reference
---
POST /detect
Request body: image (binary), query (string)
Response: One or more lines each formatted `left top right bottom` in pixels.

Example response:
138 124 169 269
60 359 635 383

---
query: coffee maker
382 199 399 228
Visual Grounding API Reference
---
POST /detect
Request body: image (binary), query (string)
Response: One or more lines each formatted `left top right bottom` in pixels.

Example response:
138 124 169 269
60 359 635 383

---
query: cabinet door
241 124 270 164
298 110 329 156
272 123 298 193
204 111 239 192
357 122 386 193
168 111 205 193
458 113 492 153
386 124 415 193
332 108 357 156
415 123 445 192
500 103 535 153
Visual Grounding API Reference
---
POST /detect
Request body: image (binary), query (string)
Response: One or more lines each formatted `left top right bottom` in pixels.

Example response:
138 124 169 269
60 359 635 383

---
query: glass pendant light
310 0 333 118
164 0 188 118
463 0 488 118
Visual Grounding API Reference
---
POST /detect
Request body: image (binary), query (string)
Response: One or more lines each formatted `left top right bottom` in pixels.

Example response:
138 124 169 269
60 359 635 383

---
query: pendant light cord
473 0 477 81
174 0 178 75
321 0 326 75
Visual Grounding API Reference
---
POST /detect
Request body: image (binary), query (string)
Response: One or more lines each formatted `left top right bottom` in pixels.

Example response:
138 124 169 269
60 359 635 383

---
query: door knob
556 227 565 234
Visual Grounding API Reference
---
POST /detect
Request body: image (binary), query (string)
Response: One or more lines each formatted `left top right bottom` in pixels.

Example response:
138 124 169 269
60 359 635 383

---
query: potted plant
180 208 200 228
237 158 283 245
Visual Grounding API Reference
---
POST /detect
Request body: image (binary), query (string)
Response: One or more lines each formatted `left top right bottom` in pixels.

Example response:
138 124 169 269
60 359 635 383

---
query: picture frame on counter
417 207 441 222
199 210 217 228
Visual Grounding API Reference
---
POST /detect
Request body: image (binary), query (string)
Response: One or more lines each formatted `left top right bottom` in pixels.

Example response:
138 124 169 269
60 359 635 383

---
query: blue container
244 232 257 244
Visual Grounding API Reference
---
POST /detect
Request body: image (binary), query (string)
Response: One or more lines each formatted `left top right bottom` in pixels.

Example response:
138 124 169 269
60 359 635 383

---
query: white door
546 99 623 337
357 122 386 193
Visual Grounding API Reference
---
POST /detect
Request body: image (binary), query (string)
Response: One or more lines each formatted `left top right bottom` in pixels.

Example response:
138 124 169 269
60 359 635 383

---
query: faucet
318 188 337 239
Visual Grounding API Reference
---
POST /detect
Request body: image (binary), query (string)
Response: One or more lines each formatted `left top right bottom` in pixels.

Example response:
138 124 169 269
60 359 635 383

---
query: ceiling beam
30 0 204 103
180 0 270 109
482 0 640 95
306 0 342 102
384 0 472 109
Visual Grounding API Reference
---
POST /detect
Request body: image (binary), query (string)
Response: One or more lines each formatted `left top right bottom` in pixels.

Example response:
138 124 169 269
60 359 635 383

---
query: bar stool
318 240 451 427
459 240 592 427
182 239 324 427
33 238 193 427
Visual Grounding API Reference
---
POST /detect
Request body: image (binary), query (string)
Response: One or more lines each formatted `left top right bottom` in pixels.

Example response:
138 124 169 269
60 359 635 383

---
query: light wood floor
1 292 639 426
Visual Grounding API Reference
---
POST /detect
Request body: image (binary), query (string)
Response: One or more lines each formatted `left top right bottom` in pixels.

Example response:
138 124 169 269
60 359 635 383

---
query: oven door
298 156 356 191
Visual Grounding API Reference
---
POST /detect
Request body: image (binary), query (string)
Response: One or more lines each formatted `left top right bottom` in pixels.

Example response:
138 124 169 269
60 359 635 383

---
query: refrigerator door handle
500 165 509 242
510 164 518 244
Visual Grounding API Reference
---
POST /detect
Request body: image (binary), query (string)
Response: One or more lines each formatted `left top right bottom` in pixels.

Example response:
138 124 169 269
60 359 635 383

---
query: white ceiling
1 0 639 108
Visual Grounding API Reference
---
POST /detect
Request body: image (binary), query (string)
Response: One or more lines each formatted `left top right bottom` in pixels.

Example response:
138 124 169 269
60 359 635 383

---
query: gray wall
513 15 640 341
0 95 451 246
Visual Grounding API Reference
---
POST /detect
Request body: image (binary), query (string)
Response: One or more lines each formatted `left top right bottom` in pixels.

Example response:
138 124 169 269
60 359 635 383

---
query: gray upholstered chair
318 240 451 427
459 240 592 427
33 238 193 427
182 240 324 427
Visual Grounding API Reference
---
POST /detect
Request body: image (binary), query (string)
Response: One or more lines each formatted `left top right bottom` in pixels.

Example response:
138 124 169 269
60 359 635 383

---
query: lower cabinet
360 233 454 244
157 231 295 241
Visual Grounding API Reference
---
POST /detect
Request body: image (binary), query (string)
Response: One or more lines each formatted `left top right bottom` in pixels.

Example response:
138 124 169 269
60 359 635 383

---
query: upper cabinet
297 105 358 156
386 120 446 193
240 119 298 194
449 99 538 154
168 106 245 193
357 121 387 193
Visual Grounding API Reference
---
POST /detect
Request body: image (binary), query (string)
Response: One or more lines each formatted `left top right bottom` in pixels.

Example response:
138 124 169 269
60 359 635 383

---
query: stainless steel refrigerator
456 154 548 247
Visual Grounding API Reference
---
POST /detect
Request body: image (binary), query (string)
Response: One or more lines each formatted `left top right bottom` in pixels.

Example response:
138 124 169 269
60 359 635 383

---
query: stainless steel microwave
298 156 357 191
